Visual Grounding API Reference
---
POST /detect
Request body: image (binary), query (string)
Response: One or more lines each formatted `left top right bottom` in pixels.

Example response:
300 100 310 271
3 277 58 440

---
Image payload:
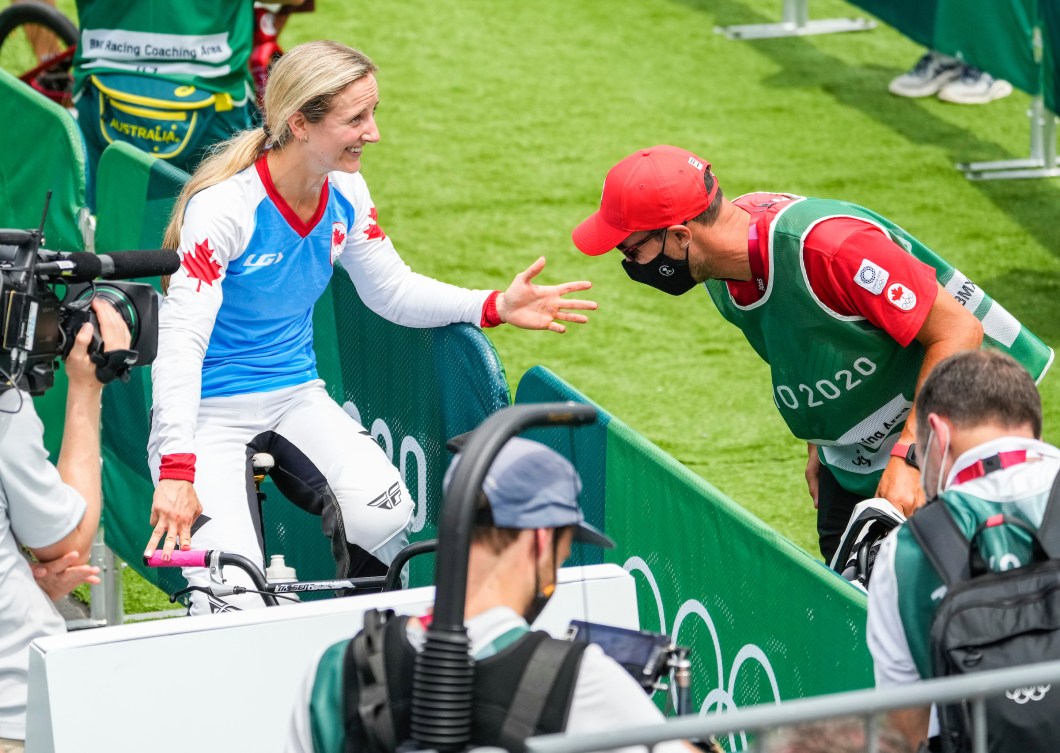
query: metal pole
105 550 124 626
866 714 879 753
1032 96 1058 168
780 0 809 29
958 25 1060 180
716 0 873 41
959 97 1060 180
527 659 1060 753
85 529 124 627
971 698 987 753
88 528 108 626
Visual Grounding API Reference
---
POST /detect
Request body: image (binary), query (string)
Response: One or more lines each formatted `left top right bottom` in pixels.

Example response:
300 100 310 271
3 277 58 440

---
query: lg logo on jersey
243 252 285 267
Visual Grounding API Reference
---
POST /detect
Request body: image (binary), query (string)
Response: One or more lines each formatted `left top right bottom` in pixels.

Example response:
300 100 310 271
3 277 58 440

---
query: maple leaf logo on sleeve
363 206 387 241
182 239 223 292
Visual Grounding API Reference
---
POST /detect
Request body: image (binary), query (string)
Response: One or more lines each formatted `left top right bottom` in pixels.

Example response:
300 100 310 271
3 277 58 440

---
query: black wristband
91 348 138 384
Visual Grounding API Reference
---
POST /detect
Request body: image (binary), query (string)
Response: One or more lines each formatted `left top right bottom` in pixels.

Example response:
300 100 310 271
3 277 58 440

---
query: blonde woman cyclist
145 40 596 614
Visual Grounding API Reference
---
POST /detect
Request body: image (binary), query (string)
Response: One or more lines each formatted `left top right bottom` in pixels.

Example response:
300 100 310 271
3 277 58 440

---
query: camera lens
68 285 139 346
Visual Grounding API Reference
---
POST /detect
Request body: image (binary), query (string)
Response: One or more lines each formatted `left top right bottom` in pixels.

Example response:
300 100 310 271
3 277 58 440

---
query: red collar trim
953 450 1029 485
255 157 329 238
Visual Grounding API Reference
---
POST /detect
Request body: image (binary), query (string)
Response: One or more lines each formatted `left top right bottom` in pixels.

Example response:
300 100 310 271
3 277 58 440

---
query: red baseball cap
572 145 718 256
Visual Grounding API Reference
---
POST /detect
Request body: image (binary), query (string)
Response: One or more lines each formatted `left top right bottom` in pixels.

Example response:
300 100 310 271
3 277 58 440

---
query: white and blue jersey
151 157 492 465
200 160 353 398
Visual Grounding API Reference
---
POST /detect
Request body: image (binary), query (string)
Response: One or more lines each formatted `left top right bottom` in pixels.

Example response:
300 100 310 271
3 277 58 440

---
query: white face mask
923 426 952 500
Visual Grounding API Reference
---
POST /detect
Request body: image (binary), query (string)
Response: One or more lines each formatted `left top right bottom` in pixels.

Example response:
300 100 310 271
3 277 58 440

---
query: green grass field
10 0 1060 604
278 0 1060 557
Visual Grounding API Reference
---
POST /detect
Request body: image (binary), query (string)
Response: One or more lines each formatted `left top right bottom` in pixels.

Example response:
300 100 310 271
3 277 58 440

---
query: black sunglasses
616 229 666 261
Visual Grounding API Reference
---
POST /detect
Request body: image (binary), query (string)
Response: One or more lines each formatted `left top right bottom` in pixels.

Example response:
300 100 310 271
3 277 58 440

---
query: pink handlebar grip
143 550 209 568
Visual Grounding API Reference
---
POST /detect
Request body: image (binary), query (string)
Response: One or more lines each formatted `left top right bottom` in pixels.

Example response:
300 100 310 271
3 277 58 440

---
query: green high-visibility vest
706 195 1053 498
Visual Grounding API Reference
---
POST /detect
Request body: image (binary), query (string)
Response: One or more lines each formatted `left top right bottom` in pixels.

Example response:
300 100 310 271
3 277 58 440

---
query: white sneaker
888 52 963 98
937 67 1014 104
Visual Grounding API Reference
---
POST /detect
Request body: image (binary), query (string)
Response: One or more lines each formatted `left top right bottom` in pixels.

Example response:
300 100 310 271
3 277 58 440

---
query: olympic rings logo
1005 685 1051 704
624 556 781 751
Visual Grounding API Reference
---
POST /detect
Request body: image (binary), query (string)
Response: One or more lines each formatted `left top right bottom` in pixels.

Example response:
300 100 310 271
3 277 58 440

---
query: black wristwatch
890 442 918 470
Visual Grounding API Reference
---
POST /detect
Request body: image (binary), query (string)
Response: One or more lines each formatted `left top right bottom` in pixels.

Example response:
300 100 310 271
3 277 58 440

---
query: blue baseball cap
444 437 615 549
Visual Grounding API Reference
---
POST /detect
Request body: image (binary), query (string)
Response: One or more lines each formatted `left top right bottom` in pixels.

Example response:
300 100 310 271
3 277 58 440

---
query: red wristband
480 290 502 328
890 442 918 470
159 453 197 483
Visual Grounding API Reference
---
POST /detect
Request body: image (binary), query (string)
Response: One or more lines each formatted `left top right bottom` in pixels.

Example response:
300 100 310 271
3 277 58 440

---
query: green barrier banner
1043 0 1060 112
0 69 87 253
516 367 872 746
849 0 1058 112
94 141 191 252
513 366 609 567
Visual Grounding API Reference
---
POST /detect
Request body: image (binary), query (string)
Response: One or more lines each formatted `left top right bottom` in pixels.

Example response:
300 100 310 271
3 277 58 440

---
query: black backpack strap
906 501 969 587
344 609 397 753
498 635 584 751
1034 470 1060 558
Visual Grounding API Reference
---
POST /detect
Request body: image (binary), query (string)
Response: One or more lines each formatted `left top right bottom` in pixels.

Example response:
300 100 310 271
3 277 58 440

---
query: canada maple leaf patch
182 239 222 292
363 206 386 241
886 281 917 311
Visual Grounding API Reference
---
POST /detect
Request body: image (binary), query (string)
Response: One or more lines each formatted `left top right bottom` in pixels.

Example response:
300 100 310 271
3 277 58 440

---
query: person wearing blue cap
286 438 695 753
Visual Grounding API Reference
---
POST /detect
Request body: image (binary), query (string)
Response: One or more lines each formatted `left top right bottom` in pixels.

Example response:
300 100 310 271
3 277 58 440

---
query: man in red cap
573 145 1052 563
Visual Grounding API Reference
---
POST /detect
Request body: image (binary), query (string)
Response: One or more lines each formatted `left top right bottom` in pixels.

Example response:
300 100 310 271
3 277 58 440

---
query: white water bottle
265 554 299 602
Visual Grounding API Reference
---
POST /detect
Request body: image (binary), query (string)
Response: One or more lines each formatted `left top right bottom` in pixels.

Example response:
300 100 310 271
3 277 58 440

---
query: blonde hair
162 41 377 282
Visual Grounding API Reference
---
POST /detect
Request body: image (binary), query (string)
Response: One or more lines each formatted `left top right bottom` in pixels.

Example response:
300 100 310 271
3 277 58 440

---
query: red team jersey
727 193 938 347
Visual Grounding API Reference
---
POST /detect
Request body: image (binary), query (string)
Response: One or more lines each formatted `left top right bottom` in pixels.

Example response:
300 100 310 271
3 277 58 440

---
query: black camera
1 222 178 396
566 620 674 692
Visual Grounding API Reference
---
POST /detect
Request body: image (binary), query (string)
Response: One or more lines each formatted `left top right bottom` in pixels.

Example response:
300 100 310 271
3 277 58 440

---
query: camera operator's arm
30 301 131 574
569 646 699 753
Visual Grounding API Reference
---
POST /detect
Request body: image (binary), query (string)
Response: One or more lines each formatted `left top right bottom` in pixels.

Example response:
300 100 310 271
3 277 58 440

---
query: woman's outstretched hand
496 257 597 333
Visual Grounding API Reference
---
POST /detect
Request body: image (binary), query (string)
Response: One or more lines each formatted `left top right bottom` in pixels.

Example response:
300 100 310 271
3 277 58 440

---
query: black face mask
525 531 559 625
621 232 699 296
524 589 554 626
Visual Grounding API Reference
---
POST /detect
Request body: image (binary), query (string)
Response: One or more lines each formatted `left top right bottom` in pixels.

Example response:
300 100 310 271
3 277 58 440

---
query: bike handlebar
143 550 211 568
144 539 436 607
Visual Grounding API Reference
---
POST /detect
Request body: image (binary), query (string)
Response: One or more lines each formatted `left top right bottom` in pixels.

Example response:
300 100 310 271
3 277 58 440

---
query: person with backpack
866 350 1060 752
285 438 696 753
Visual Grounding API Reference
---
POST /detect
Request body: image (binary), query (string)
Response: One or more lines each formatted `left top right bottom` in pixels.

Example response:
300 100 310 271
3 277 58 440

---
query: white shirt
286 606 687 753
0 390 87 739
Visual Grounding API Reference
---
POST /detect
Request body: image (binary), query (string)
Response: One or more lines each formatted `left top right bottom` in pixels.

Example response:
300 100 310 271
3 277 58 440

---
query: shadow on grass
673 0 1060 270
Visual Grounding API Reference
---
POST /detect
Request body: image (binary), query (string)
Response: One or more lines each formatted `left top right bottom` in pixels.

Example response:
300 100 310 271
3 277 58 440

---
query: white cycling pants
148 380 412 614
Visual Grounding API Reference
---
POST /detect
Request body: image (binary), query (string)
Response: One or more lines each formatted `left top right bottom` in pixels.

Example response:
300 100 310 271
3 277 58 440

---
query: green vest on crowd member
706 196 1053 499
